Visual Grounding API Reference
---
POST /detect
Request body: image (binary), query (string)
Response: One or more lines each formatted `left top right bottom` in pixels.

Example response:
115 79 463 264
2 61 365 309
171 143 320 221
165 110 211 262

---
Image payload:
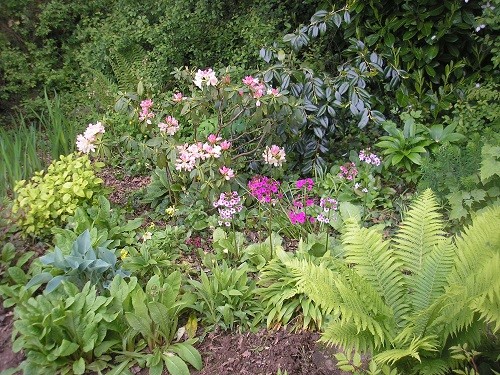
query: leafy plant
188 261 261 332
11 152 104 237
287 189 500 374
13 280 125 375
27 230 129 293
122 272 202 375
0 242 35 308
52 195 143 252
122 225 190 282
257 243 331 332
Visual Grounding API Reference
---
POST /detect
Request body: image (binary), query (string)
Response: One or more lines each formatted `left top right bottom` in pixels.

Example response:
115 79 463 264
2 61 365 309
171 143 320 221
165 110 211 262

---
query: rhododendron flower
263 145 286 167
220 140 231 150
83 121 105 141
172 92 185 102
139 99 155 121
203 143 222 158
219 166 235 180
76 134 96 154
76 121 105 154
207 134 222 144
158 115 180 135
267 88 280 97
194 68 218 89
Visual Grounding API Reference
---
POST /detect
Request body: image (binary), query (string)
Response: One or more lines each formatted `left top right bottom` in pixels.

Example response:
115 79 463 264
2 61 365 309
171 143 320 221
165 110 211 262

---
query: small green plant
188 261 261 332
0 242 36 308
11 152 104 237
122 225 190 282
13 280 125 375
122 272 202 375
26 230 129 293
52 195 143 252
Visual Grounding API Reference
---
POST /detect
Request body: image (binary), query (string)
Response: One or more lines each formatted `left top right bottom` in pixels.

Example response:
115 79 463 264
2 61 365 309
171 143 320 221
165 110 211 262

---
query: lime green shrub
11 153 104 237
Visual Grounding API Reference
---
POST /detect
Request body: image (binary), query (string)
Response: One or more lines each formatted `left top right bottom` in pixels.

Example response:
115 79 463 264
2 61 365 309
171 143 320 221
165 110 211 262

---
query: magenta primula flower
296 178 314 191
248 176 282 204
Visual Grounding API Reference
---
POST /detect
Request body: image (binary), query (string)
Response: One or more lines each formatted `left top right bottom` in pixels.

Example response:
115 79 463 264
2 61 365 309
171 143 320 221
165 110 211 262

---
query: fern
394 189 445 275
293 189 500 374
108 45 146 92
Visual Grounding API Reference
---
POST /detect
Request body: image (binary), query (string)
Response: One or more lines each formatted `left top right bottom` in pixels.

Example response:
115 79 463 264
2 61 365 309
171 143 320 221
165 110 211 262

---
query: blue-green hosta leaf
170 343 202 370
165 354 190 375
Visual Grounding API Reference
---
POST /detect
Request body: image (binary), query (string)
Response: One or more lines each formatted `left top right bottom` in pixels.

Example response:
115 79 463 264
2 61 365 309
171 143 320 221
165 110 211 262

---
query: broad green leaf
170 343 202 370
73 358 85 375
165 355 190 375
125 312 152 337
56 339 79 357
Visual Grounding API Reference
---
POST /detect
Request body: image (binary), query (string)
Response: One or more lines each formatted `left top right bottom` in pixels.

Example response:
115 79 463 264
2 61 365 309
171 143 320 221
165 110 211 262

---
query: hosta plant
287 189 500 374
11 152 104 238
26 230 129 293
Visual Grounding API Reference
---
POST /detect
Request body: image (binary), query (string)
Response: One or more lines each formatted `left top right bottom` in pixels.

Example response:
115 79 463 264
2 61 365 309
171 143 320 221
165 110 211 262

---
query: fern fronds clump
290 189 500 374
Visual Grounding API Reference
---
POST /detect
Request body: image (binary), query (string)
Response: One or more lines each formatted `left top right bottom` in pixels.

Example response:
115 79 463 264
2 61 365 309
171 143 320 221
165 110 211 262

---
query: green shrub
11 152 104 237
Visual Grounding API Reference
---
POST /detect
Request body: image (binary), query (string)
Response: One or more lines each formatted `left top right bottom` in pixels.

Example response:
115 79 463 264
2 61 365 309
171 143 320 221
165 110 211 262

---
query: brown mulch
191 328 354 375
99 167 151 206
0 305 23 373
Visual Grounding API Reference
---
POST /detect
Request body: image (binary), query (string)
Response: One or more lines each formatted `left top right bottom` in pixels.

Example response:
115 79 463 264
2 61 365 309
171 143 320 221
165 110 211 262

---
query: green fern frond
411 240 456 336
449 206 500 285
286 258 340 315
412 357 451 375
342 220 408 326
373 335 438 366
320 320 381 353
109 45 146 92
394 189 445 275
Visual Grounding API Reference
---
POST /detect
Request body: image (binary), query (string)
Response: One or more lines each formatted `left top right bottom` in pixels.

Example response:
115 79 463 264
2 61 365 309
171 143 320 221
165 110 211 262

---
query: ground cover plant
1 0 499 374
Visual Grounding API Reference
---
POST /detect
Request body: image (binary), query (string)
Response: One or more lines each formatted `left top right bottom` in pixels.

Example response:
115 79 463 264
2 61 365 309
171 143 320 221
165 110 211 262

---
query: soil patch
0 305 23 373
192 328 353 375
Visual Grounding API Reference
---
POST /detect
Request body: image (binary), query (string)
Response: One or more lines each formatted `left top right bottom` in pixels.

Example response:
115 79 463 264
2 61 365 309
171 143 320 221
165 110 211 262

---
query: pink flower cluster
219 166 235 180
213 191 243 226
175 135 231 172
338 162 358 181
242 75 265 106
263 145 286 167
172 92 186 103
288 211 315 225
359 149 381 166
158 115 180 135
296 178 314 191
248 176 282 204
194 68 218 89
139 99 155 122
76 121 105 154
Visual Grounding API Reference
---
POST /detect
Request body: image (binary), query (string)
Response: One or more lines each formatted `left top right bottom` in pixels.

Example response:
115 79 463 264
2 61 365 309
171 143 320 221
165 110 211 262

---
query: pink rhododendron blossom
242 75 266 105
220 140 232 150
267 88 280 97
83 121 105 141
139 99 155 121
158 115 180 135
263 145 286 167
219 166 235 180
194 68 218 89
207 134 222 144
172 92 185 102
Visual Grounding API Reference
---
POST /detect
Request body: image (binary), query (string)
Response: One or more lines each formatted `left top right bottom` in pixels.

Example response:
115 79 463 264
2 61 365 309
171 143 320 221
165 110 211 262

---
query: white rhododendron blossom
193 68 218 89
262 145 286 167
76 121 105 154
